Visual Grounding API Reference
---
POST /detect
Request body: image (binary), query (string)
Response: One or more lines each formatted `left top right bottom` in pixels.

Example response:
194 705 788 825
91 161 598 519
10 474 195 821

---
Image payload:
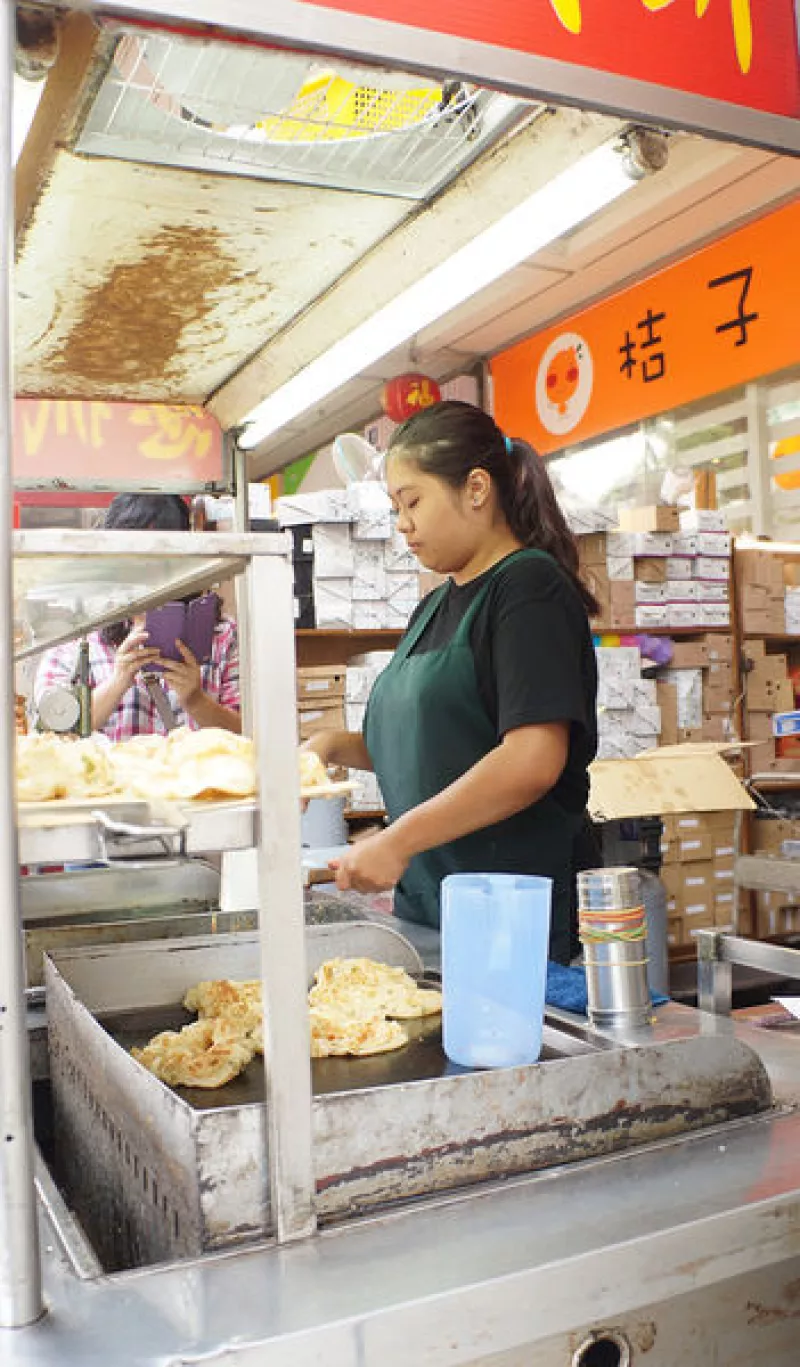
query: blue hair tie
504 435 513 456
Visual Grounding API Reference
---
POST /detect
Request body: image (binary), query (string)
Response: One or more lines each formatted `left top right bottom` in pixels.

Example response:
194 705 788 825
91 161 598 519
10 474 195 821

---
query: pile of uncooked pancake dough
131 958 443 1088
16 728 333 804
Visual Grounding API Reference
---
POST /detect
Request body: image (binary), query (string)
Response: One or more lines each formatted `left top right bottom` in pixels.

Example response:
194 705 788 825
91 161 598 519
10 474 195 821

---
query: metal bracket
91 810 187 865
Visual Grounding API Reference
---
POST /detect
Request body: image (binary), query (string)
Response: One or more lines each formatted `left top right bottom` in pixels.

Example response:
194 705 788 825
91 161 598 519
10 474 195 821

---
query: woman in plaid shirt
34 496 240 742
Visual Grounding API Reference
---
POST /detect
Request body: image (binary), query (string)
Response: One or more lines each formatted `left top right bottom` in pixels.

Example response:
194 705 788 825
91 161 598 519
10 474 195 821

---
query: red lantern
381 373 441 423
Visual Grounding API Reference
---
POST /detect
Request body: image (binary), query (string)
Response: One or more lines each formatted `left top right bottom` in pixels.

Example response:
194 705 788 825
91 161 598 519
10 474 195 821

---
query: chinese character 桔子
619 307 667 382
707 265 759 348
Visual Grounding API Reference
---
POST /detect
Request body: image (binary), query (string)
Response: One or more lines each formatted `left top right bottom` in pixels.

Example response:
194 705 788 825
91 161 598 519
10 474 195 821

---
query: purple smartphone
145 593 218 664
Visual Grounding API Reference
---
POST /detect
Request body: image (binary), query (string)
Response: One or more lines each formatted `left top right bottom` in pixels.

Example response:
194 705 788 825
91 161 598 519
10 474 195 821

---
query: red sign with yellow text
305 0 800 119
490 199 800 457
13 400 224 490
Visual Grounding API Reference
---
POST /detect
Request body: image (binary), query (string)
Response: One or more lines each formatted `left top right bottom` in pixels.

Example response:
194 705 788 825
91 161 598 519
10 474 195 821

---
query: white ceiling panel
15 153 408 402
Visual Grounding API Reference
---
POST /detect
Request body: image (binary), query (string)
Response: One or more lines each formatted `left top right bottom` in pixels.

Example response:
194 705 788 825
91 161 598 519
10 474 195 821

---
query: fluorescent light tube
239 140 634 450
13 74 45 165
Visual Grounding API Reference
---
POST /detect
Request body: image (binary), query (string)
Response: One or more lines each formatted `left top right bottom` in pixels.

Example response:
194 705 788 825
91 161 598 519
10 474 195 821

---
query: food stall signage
13 400 225 490
303 0 800 120
489 198 800 456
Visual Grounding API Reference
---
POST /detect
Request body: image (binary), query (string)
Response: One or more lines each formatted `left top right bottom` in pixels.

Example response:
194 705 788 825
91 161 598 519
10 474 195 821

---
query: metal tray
18 797 258 865
46 927 773 1273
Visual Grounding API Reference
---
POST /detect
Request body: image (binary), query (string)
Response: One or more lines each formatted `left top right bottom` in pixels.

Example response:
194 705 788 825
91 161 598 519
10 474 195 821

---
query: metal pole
0 0 43 1326
248 552 316 1241
233 442 253 736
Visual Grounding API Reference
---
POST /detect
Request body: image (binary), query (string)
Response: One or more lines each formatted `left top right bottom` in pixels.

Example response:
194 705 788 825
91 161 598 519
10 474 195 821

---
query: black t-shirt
405 552 598 813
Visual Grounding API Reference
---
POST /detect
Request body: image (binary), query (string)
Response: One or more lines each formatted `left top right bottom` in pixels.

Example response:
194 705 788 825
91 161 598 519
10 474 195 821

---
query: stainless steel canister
577 867 652 1030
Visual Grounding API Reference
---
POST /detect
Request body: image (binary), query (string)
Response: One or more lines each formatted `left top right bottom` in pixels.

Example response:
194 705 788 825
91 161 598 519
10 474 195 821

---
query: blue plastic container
441 872 552 1069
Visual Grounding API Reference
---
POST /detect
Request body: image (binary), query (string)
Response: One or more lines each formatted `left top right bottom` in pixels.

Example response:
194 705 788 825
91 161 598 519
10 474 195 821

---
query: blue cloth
545 960 668 1016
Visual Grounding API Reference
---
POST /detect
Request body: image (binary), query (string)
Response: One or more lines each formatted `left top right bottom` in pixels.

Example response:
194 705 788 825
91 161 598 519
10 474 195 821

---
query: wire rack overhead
76 30 533 199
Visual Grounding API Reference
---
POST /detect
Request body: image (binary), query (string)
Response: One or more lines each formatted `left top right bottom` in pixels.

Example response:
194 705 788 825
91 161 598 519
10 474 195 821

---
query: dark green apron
364 549 582 963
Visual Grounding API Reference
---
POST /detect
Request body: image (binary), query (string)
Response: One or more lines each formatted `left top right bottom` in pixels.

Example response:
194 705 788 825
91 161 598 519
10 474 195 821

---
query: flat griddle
99 1001 565 1109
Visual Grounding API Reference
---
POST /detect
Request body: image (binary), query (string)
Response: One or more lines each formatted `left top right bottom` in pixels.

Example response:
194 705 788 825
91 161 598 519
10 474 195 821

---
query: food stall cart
3 4 800 1365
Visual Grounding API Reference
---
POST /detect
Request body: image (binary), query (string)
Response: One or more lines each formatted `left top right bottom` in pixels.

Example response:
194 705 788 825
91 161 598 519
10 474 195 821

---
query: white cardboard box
665 556 694 580
696 581 730 603
635 604 669 628
665 579 698 602
679 509 727 532
350 481 392 541
383 600 418 630
694 556 730 582
313 578 354 629
606 556 635 580
277 489 352 525
352 602 386 631
634 581 666 604
695 531 733 558
312 523 355 578
352 545 387 601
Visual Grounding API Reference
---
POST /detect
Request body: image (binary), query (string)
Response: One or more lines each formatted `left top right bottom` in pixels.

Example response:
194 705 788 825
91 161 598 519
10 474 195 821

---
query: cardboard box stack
750 815 800 936
657 632 738 746
736 546 786 637
296 665 346 743
578 506 732 634
660 810 738 947
277 485 421 631
595 646 661 759
743 640 796 772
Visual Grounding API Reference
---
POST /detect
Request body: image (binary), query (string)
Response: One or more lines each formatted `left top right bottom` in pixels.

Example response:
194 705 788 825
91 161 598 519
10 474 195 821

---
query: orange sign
490 199 800 457
13 400 225 490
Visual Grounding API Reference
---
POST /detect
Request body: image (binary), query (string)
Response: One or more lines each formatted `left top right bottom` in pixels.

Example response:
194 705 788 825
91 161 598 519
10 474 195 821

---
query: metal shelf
13 529 288 661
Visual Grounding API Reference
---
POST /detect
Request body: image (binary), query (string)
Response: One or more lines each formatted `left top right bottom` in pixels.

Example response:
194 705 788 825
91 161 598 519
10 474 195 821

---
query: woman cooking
306 401 598 964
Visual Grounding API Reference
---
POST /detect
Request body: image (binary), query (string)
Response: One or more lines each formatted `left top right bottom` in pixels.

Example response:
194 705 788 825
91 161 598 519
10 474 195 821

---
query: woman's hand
158 641 202 708
112 627 160 692
329 827 410 894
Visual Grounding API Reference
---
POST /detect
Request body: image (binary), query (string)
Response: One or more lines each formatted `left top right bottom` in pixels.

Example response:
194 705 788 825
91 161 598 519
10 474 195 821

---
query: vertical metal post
0 1 43 1326
232 442 253 736
248 552 316 1242
744 381 771 538
696 931 732 1017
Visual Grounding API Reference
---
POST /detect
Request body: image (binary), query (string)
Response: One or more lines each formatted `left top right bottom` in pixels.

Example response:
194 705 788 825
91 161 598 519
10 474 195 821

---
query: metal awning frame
2 0 800 1337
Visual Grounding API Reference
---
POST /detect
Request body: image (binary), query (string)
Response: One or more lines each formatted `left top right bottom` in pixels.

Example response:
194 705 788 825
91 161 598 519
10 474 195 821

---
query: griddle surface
100 1004 564 1110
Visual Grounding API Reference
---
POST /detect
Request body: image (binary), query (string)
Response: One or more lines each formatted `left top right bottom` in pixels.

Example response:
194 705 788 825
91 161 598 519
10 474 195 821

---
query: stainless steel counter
2 1001 799 1365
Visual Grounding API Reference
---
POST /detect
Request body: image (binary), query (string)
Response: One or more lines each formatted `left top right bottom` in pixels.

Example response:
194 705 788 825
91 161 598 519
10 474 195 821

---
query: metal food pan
18 797 258 866
46 928 773 1273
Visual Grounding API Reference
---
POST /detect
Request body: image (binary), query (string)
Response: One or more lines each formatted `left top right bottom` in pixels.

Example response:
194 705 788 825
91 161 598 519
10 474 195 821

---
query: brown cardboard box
634 557 668 583
704 682 735 715
577 532 608 567
684 903 716 932
701 713 733 742
297 700 345 741
669 641 710 669
661 831 715 863
751 817 800 853
618 504 680 533
608 581 636 626
737 548 785 592
748 676 794 713
656 680 679 746
663 811 737 837
704 633 736 664
659 863 684 899
680 859 715 899
296 665 346 703
707 660 735 689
